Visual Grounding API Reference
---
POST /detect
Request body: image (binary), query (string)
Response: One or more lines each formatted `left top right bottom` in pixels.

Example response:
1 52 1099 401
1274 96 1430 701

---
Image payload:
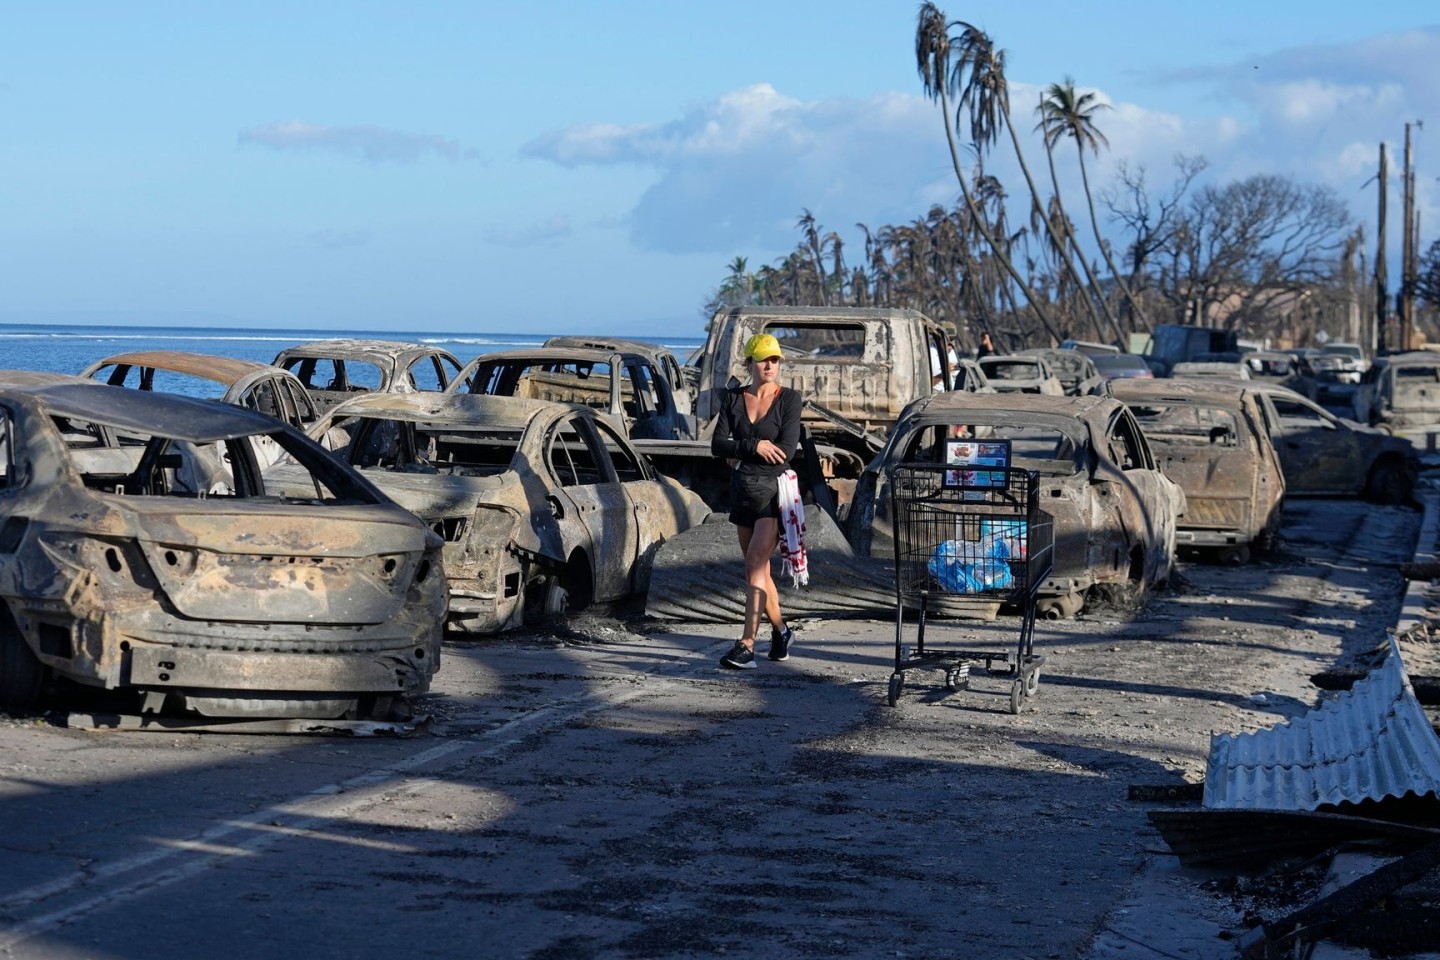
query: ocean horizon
0 321 708 378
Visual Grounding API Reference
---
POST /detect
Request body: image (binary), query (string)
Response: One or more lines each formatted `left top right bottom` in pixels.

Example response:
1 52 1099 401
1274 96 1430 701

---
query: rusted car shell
273 392 711 634
1016 348 1102 396
447 347 694 442
543 335 693 417
845 393 1184 616
1240 382 1418 503
272 338 464 411
977 356 1066 396
1354 352 1440 431
0 383 446 717
1110 379 1285 560
695 306 959 467
80 350 320 433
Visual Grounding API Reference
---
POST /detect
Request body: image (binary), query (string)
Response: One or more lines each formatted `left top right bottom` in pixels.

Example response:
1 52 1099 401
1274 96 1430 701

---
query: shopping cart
885 462 1054 713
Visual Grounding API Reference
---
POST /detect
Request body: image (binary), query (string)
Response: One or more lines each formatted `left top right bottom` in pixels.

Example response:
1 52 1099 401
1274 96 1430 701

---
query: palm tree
946 17 1093 339
915 3 1056 331
1038 77 1152 335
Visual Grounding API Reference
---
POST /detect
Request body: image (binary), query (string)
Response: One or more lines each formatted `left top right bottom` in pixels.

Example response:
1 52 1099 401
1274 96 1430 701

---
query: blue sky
1 2 1435 339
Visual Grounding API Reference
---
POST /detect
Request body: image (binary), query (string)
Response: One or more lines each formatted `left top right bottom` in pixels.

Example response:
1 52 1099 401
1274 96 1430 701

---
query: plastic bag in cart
928 538 1014 594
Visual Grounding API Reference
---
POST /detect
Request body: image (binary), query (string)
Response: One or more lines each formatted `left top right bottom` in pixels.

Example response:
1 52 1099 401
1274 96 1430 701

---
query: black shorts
728 471 780 527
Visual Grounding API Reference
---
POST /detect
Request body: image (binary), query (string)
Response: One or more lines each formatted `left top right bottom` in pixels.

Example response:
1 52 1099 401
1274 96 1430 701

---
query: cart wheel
1024 667 1040 697
887 673 904 707
1009 680 1025 715
945 665 970 691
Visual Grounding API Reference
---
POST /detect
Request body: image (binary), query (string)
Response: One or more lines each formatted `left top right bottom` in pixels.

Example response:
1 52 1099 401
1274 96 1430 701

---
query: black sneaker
767 626 794 662
720 641 756 670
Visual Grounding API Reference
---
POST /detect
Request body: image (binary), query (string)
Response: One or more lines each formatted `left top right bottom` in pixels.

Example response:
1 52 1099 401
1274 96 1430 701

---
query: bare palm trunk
1073 143 1151 335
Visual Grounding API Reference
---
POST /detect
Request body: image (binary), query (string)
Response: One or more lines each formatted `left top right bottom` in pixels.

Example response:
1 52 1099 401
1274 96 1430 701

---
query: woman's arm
773 388 803 461
710 390 752 459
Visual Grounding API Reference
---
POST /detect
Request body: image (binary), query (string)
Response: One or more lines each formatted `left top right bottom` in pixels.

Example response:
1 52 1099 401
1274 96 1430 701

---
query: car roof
80 350 282 388
0 369 97 388
917 391 1114 418
323 390 582 428
1109 377 1248 408
2 381 283 441
275 339 456 362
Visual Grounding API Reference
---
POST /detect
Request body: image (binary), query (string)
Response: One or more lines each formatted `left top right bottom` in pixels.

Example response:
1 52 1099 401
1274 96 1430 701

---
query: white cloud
521 26 1440 262
239 120 478 164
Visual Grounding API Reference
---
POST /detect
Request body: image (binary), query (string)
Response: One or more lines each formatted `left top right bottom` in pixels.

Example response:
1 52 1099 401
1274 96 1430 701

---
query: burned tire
0 605 45 714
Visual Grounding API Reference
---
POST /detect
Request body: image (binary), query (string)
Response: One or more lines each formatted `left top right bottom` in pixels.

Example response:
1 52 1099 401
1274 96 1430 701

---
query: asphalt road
0 496 1423 960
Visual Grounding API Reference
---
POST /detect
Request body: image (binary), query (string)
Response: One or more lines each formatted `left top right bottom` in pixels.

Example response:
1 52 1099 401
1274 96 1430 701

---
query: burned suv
0 382 446 718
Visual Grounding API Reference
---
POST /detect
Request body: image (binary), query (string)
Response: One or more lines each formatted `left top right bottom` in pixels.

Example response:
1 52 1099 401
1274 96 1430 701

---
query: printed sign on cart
944 439 1010 492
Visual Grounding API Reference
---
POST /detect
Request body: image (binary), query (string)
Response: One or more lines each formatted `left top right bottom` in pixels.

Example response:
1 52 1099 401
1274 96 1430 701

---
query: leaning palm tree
915 3 1056 331
945 16 1095 340
1038 77 1152 334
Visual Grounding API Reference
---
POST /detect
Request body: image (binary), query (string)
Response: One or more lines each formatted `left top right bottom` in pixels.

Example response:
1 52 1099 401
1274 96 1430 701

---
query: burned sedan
269 393 712 634
273 338 464 412
80 350 321 433
1110 379 1285 564
977 356 1065 396
1245 382 1418 503
0 383 446 718
449 347 694 441
845 393 1184 618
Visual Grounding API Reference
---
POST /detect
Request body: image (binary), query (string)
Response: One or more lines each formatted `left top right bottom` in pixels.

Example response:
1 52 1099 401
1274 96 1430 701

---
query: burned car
977 355 1066 396
1110 379 1285 564
272 338 464 412
0 382 446 717
80 350 321 434
544 335 693 417
1350 351 1440 433
845 393 1184 618
1244 383 1418 503
1244 350 1318 400
1016 348 1102 396
951 357 996 394
270 392 711 634
448 347 694 441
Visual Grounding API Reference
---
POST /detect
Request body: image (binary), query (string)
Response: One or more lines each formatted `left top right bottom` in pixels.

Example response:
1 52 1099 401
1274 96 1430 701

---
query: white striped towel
777 469 808 588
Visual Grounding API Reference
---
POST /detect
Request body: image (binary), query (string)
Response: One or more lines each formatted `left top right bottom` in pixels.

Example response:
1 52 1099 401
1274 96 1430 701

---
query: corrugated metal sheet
1204 637 1440 810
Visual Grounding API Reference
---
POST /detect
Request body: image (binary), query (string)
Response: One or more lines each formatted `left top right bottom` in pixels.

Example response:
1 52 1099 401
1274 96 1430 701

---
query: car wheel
0 605 46 714
1366 461 1413 505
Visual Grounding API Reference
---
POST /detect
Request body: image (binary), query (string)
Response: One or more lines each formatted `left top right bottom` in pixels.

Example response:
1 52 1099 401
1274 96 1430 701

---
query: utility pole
1376 142 1389 353
1400 120 1422 351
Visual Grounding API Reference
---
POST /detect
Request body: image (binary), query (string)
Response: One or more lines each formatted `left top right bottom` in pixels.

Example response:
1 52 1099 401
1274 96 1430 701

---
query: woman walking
711 333 803 669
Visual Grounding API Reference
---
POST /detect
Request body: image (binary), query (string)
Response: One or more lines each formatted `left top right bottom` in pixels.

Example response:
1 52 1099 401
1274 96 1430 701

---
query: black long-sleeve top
710 385 802 479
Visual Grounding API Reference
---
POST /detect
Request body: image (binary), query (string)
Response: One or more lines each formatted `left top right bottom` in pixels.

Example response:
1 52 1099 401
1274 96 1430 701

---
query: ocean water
0 322 707 382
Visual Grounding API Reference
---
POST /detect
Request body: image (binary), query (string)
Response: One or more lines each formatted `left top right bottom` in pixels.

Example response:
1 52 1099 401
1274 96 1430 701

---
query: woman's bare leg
740 517 784 644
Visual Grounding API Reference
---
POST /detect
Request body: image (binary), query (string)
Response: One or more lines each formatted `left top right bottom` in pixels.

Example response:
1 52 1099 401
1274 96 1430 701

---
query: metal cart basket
886 463 1054 713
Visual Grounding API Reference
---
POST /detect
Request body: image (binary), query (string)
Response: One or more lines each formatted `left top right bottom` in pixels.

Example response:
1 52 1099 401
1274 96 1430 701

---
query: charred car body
845 393 1184 619
695 306 959 482
1243 383 1418 503
270 392 711 634
978 355 1066 396
81 350 321 434
1110 379 1284 564
1016 348 1102 396
1350 351 1440 433
448 347 694 442
0 383 446 718
272 339 464 412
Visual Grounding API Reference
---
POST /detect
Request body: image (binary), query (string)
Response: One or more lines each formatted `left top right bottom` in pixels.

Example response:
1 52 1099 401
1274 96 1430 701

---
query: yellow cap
744 333 783 362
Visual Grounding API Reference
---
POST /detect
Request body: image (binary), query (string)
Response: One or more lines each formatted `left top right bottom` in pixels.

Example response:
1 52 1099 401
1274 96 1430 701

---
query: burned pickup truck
694 306 961 486
0 380 447 719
